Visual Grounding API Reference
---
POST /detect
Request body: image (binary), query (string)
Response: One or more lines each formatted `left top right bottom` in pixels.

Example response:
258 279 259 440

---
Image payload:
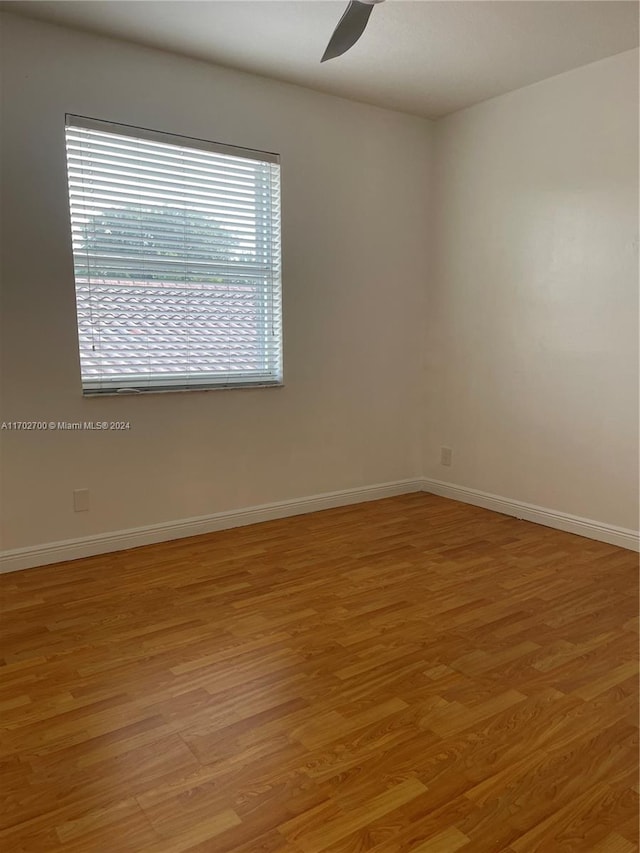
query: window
64 115 282 395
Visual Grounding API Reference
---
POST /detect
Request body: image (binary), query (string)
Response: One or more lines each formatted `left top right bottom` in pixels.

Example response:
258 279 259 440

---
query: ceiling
2 1 638 118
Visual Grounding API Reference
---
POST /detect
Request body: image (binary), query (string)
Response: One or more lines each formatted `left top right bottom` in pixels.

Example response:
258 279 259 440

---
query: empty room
0 1 638 851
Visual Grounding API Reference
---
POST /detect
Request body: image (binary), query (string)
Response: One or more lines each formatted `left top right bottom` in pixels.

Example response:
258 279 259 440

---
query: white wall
1 14 637 558
425 49 639 530
0 13 432 550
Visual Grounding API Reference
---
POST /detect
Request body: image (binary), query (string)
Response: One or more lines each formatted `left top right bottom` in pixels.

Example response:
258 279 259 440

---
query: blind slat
65 116 282 395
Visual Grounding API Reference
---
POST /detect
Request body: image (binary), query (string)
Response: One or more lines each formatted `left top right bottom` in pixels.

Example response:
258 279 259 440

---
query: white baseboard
2 476 636 574
0 478 424 574
423 477 639 552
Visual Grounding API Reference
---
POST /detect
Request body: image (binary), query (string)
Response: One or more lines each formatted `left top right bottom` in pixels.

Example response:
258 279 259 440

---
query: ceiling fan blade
321 1 375 63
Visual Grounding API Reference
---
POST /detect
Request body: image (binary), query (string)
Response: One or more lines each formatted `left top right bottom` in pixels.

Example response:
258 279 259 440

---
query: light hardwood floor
1 493 638 852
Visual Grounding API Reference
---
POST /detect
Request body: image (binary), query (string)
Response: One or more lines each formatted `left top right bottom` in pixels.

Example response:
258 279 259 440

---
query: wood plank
412 827 471 852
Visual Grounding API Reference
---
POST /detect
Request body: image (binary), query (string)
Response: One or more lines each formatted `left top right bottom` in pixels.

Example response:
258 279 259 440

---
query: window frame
64 114 283 397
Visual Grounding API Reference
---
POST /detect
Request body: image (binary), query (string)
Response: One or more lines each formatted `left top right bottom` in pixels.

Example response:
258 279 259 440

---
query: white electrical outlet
73 489 90 512
440 447 452 467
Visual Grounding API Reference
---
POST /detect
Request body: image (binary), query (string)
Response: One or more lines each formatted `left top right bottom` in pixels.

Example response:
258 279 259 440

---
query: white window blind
64 115 282 395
